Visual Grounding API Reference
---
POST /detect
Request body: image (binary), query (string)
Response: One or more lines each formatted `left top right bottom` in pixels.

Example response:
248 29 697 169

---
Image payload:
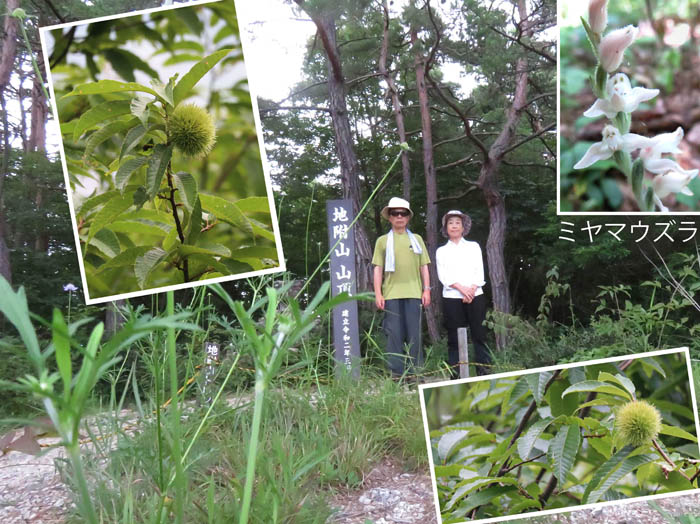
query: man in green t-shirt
372 197 431 377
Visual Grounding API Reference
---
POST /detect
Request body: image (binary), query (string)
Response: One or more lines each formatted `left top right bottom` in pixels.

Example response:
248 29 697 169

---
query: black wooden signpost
326 199 361 377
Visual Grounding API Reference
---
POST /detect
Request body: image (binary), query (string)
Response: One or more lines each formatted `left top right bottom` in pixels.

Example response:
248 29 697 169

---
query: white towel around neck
385 229 423 272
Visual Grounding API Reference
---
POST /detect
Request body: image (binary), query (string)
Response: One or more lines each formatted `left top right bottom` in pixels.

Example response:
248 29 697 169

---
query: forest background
0 0 697 386
0 0 698 522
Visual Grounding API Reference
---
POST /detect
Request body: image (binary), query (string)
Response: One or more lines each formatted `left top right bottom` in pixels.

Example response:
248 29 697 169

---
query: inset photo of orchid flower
560 0 700 213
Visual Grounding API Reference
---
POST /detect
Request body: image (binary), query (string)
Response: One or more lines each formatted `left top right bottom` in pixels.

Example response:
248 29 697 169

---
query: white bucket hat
380 197 413 220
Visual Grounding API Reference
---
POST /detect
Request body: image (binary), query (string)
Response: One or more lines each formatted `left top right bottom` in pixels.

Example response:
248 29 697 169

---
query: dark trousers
383 298 423 376
442 294 489 376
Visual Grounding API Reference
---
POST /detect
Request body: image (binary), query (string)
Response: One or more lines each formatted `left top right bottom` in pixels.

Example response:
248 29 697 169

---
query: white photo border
419 346 700 524
38 0 286 305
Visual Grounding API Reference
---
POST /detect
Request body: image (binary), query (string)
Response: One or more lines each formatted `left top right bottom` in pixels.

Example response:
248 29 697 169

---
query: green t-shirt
372 231 430 299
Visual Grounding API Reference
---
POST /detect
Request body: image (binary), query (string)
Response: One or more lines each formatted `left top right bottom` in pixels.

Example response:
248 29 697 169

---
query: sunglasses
389 210 410 217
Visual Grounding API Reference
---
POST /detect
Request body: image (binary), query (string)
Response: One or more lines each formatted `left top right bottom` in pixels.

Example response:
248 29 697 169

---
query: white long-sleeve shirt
436 238 485 299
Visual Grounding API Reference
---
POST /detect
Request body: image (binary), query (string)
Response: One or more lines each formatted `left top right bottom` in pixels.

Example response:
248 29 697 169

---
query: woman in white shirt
436 210 490 377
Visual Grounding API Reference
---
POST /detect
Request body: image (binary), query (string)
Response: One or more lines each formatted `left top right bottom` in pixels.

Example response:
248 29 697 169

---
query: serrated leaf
89 228 121 258
173 49 232 105
517 417 554 460
449 485 518 515
584 452 656 504
437 430 469 463
562 380 632 400
86 193 133 249
659 424 698 442
173 171 197 212
568 366 586 384
549 378 580 417
185 196 202 245
119 124 150 161
548 424 581 484
229 247 278 261
178 244 231 258
641 357 667 379
116 156 149 191
510 499 542 513
109 221 169 237
236 196 272 214
133 186 148 209
74 100 132 140
130 94 151 126
526 371 552 404
434 464 468 478
77 190 119 219
199 193 252 234
134 247 170 288
598 372 636 398
97 246 152 273
150 78 175 107
64 79 160 100
445 477 520 511
219 258 253 274
83 118 137 159
161 225 180 252
146 144 173 200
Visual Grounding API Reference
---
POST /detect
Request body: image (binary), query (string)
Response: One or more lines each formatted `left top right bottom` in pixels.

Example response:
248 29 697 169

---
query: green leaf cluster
51 5 278 298
424 353 699 521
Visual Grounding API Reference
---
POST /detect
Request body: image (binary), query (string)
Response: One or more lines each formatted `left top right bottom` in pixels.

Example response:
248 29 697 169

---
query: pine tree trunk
379 0 411 200
295 2 373 291
412 29 440 345
476 0 532 348
0 0 20 284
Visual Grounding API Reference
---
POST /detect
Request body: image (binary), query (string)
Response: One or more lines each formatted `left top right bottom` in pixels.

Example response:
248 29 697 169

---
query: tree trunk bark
379 0 411 200
412 28 440 345
475 0 532 348
295 2 373 291
0 0 19 285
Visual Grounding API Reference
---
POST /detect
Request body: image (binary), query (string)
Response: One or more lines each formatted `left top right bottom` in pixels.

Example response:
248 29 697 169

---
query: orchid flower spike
588 0 608 34
599 25 639 72
653 171 697 199
626 127 699 176
583 73 659 120
574 125 648 169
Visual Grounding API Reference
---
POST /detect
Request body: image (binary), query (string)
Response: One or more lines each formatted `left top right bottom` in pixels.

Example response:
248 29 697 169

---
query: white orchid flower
652 171 697 199
599 25 639 72
629 127 699 176
583 73 659 120
574 125 648 169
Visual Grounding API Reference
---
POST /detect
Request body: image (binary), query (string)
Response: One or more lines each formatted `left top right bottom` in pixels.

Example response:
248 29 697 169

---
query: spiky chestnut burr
615 399 662 447
168 104 216 157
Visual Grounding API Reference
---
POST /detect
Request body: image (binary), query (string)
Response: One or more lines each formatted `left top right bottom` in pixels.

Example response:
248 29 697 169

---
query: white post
458 327 469 378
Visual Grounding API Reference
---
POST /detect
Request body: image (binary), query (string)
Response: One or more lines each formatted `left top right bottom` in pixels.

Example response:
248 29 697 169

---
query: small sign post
458 327 469 378
326 199 361 378
202 341 220 404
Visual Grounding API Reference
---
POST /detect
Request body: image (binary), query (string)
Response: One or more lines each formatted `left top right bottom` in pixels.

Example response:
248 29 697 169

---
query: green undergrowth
64 374 426 523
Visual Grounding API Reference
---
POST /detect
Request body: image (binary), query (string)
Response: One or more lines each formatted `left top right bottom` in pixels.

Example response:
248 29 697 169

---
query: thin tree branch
489 24 556 64
435 184 480 203
652 439 693 482
500 122 555 156
260 105 330 114
436 155 479 171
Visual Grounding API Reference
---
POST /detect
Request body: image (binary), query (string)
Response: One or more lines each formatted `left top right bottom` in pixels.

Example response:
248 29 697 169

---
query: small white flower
652 171 696 199
599 25 638 72
631 127 698 176
574 125 629 169
63 283 78 292
588 0 608 34
583 73 659 119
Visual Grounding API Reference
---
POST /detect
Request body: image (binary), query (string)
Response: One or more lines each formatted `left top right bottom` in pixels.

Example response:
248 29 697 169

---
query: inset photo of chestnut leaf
420 348 700 523
41 0 284 303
